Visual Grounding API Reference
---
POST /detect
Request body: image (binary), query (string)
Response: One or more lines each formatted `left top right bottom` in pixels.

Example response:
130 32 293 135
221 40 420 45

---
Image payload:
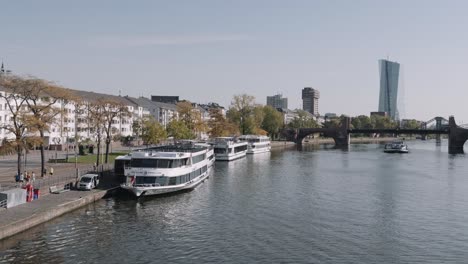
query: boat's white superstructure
384 140 409 153
120 143 212 197
212 137 248 161
238 135 271 154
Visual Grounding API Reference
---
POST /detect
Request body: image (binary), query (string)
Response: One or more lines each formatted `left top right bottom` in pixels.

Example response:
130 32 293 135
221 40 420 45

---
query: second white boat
238 135 271 154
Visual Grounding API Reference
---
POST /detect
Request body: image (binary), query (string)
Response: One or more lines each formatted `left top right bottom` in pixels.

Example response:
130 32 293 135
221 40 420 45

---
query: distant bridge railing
348 128 449 135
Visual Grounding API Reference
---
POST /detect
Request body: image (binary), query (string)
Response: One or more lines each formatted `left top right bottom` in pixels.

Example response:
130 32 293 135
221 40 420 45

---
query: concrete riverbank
0 187 117 241
271 137 399 149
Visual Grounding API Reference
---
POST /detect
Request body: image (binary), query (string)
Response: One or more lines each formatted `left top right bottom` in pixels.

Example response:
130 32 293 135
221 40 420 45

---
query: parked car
77 173 100 190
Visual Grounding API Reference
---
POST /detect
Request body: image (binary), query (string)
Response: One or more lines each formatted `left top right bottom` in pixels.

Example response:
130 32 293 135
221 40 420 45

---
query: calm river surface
2 140 468 263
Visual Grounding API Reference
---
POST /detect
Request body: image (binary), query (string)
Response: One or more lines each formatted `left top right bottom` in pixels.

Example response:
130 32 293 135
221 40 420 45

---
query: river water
1 140 468 263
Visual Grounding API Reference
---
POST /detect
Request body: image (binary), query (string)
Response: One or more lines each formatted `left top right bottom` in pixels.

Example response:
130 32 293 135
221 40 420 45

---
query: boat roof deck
138 144 208 153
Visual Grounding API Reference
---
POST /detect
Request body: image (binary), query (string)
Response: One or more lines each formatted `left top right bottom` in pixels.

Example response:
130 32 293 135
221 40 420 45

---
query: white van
77 173 100 190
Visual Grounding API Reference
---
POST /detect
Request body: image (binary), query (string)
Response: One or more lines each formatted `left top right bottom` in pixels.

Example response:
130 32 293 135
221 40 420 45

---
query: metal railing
0 198 6 209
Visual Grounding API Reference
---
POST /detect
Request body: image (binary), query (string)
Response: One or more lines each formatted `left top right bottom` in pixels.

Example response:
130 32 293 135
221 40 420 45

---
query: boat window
158 159 172 168
131 159 177 168
169 177 176 185
192 154 206 164
136 176 156 185
214 148 226 154
234 145 247 153
155 177 167 186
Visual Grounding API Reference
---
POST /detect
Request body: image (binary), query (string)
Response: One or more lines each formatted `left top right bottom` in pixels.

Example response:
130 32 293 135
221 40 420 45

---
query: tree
141 117 167 146
176 101 207 138
288 110 319 129
99 99 129 163
401 119 420 129
351 115 372 129
20 77 73 176
371 115 397 129
0 75 40 175
261 106 283 138
207 108 239 137
227 94 256 134
166 119 195 140
87 101 106 166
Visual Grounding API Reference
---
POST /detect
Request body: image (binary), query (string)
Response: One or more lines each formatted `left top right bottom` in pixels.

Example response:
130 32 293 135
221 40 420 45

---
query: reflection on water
2 140 468 263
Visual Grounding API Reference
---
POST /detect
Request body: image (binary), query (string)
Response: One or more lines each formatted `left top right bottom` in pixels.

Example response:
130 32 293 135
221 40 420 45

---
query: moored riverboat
238 135 271 154
212 137 248 161
119 142 212 197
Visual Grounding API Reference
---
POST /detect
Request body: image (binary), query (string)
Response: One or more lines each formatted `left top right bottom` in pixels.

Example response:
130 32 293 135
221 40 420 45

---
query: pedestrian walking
25 172 30 182
19 172 24 183
50 167 54 176
32 171 36 182
43 168 47 177
15 172 19 183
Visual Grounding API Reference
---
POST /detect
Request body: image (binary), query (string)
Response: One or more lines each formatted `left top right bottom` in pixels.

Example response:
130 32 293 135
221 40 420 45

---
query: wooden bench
49 184 71 194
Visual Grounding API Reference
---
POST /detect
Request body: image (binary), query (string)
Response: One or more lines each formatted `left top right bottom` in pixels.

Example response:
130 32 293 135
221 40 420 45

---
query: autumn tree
207 108 239 137
141 117 167 146
176 101 206 138
87 100 106 166
97 99 129 163
20 77 73 176
0 75 40 175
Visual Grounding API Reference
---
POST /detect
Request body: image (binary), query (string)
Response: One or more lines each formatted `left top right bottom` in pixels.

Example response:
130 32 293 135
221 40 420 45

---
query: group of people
15 171 36 183
15 167 54 184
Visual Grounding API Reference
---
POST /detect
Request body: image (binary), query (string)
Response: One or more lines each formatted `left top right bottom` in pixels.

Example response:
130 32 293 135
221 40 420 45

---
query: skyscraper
266 94 288 109
378 59 400 120
302 87 320 116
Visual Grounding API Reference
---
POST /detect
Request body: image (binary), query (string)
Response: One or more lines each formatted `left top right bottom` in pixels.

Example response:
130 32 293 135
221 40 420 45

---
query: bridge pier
333 117 350 147
448 116 468 154
435 117 443 143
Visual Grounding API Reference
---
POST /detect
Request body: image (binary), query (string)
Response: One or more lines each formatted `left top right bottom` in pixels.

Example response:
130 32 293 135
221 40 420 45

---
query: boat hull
121 169 211 197
215 151 247 161
246 146 271 154
384 149 409 153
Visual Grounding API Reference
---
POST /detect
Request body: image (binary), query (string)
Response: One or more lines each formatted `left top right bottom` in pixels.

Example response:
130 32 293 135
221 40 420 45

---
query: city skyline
2 1 468 122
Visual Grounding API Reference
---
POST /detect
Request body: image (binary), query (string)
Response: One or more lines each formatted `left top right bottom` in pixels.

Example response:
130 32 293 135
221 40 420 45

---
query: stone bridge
282 116 468 154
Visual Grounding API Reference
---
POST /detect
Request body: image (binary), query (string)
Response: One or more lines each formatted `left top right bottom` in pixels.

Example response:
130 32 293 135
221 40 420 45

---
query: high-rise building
302 87 320 116
378 59 400 120
266 94 288 109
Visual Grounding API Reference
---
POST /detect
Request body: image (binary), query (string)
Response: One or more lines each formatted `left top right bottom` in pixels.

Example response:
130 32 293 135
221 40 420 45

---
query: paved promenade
0 187 116 240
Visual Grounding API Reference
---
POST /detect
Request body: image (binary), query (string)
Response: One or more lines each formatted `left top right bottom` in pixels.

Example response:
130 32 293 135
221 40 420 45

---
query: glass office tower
378 59 400 120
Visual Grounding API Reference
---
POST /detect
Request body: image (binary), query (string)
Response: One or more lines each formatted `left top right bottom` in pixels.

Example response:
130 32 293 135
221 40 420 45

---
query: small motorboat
384 140 409 153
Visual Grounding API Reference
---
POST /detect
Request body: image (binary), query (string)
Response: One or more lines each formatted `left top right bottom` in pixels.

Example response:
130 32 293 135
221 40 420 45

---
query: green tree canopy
227 94 256 134
142 117 167 145
166 119 195 140
288 110 319 129
261 106 283 138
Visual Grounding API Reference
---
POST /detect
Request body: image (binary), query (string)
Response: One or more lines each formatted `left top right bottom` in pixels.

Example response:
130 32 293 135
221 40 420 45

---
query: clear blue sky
2 0 468 122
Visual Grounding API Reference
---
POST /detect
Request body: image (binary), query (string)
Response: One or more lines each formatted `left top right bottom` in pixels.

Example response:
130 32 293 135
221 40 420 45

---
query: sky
1 0 468 123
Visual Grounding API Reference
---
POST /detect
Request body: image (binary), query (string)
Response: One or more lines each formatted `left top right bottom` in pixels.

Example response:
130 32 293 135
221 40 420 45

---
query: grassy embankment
66 152 129 164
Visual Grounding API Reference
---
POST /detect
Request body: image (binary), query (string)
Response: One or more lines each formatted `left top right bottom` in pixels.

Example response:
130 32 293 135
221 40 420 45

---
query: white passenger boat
238 135 271 154
384 140 409 153
119 142 212 197
212 137 248 161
